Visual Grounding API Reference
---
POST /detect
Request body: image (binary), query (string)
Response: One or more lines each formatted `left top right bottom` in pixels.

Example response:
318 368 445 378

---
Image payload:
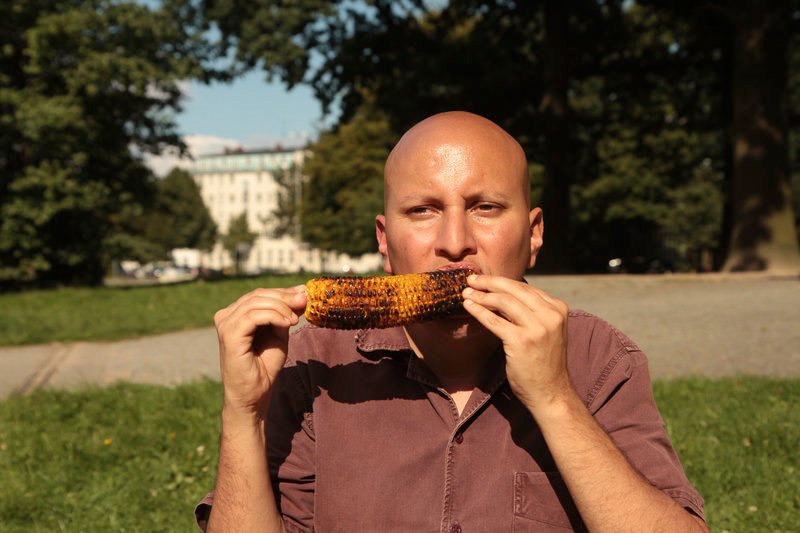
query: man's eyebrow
395 191 516 204
395 194 436 204
464 191 515 203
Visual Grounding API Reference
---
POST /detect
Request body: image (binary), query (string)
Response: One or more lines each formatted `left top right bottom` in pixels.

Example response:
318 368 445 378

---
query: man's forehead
383 112 529 204
387 113 524 170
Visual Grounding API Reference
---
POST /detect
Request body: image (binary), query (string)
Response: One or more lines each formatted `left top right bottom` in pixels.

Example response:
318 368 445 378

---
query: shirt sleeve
587 344 706 521
193 354 316 532
266 355 317 531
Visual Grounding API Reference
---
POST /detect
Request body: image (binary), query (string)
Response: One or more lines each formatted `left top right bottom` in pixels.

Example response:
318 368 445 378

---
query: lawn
0 377 797 532
0 274 308 346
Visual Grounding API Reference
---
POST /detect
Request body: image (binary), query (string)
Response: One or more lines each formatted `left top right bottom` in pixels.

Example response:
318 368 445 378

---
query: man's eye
475 203 499 212
409 206 432 215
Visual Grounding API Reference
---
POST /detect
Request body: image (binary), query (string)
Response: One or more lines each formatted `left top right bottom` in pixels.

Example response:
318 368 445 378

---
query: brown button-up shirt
196 311 705 532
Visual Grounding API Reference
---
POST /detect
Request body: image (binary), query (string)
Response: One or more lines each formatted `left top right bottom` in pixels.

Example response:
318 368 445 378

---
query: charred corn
304 269 474 329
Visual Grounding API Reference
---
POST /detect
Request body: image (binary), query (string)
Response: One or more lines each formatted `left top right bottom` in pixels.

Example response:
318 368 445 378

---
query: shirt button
450 522 462 533
454 432 464 444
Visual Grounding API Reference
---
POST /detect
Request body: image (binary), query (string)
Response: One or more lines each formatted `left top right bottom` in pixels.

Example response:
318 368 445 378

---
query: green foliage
146 168 218 255
2 0 796 279
222 212 257 273
204 0 734 271
0 1 222 286
270 163 304 240
298 104 395 256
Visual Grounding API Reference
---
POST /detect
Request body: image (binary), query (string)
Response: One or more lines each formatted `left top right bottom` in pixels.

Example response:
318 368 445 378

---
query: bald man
198 112 707 532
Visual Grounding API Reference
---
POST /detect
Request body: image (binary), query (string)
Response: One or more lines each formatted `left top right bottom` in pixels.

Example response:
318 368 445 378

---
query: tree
0 0 223 287
296 103 395 256
144 168 217 257
723 0 800 272
567 3 727 272
222 212 257 275
193 0 629 271
640 0 800 273
269 163 304 241
194 0 800 272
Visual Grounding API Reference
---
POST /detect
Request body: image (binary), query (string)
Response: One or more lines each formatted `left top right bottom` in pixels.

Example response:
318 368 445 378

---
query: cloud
143 131 316 177
143 134 243 177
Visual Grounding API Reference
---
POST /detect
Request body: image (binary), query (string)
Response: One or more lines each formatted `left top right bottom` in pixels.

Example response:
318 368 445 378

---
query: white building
191 145 382 274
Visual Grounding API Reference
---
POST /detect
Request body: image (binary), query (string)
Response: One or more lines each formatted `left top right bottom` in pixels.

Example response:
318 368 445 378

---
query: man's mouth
436 262 482 275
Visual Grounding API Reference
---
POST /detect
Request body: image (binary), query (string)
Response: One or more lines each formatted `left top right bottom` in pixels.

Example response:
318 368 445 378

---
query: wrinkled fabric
196 311 704 532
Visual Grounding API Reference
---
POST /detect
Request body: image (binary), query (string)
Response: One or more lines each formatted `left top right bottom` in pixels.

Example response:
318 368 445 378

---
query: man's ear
375 214 393 274
528 207 544 269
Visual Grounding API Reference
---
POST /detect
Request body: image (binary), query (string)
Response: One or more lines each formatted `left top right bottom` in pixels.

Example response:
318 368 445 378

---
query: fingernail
468 274 477 282
463 298 474 306
463 287 474 297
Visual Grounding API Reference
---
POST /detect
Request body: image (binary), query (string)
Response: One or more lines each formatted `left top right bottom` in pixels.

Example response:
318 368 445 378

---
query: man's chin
437 311 481 334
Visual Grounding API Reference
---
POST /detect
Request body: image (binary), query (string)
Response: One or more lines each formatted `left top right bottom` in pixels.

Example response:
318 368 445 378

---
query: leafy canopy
0 0 224 286
298 103 395 256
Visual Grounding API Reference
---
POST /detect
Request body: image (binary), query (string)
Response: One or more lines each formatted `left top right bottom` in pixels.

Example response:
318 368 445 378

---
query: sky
145 71 332 176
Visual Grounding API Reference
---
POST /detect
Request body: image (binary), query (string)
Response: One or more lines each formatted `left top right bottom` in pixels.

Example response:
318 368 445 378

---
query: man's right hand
213 285 308 422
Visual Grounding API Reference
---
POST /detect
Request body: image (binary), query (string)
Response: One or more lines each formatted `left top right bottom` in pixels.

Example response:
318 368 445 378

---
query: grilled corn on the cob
304 269 474 329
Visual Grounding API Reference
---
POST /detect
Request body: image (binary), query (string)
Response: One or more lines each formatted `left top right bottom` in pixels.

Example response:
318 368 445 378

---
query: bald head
384 111 530 208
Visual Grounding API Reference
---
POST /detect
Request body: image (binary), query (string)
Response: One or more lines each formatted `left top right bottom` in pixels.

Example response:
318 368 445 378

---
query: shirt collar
354 327 412 354
355 326 507 396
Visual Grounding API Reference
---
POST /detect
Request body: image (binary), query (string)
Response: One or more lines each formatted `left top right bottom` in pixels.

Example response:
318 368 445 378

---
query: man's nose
435 211 477 260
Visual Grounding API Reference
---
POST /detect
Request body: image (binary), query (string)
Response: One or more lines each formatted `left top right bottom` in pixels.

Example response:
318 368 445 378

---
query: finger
219 296 299 334
230 289 307 321
462 298 515 339
469 274 563 310
222 307 298 345
462 287 536 326
229 286 307 313
467 274 531 295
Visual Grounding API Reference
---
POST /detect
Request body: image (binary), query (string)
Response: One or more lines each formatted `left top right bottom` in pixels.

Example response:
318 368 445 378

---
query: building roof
196 143 309 159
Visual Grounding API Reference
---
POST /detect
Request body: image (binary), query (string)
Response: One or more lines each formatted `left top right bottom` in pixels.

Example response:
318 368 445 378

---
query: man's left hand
463 274 573 414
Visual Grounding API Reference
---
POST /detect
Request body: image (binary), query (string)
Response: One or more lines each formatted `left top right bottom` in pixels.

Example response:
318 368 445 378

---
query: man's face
376 114 541 280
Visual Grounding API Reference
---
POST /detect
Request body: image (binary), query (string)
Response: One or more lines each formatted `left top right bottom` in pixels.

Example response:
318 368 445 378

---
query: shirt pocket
513 471 585 532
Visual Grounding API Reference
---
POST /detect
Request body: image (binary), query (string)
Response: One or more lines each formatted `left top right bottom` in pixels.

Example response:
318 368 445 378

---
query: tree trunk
716 17 735 271
535 1 573 273
722 0 800 273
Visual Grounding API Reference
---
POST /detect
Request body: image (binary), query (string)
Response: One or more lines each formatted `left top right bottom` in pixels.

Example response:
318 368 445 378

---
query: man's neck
403 318 501 393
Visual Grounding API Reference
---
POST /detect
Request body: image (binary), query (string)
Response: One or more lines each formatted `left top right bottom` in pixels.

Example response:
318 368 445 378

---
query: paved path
1 274 798 400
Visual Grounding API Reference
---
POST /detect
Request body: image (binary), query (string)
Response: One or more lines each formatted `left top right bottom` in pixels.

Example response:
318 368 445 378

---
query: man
197 111 707 532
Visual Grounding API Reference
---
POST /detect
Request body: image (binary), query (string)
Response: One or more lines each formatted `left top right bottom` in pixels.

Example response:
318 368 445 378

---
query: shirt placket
406 356 507 533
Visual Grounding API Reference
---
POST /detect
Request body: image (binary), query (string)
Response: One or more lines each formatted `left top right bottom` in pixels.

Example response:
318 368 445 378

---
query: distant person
196 111 707 531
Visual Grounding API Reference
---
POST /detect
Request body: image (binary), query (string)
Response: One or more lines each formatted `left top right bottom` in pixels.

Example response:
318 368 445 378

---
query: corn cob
304 269 474 329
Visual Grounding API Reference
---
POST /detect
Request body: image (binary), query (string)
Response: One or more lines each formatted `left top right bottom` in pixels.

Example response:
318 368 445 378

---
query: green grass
0 274 308 346
0 377 797 532
0 381 222 532
653 377 799 532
